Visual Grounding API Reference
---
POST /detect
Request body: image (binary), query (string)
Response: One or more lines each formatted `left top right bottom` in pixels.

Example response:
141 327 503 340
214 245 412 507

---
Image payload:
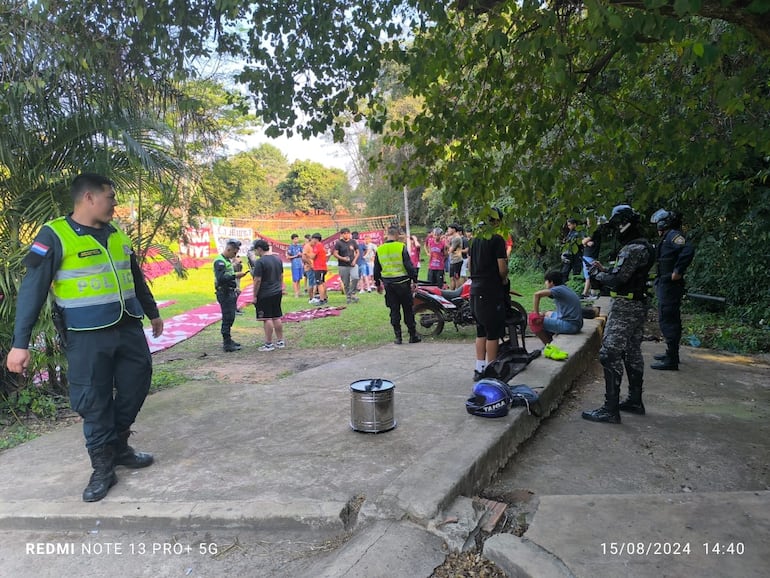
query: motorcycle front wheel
413 303 445 337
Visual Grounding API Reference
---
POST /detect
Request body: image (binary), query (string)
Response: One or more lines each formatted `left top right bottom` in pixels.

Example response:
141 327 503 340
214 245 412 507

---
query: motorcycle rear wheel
413 303 445 337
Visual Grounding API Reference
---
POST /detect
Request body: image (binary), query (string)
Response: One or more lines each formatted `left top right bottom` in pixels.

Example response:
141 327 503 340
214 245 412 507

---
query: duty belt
610 290 646 300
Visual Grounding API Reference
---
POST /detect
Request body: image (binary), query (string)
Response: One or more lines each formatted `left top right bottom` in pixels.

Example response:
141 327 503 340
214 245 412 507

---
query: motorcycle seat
440 287 463 300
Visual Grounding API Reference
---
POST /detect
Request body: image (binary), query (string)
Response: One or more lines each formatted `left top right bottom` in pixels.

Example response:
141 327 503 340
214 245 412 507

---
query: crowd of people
217 206 696 432
4 173 694 504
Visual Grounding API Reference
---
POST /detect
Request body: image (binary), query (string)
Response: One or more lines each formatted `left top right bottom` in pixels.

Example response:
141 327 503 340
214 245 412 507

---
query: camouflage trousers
599 297 648 393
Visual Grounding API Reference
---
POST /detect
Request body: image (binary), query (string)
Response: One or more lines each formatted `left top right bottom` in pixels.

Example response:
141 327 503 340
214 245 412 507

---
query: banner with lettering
179 227 212 258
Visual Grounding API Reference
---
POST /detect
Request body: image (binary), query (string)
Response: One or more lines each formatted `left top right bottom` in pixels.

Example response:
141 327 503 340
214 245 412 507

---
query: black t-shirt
334 238 357 266
469 234 507 296
252 254 284 298
583 227 603 259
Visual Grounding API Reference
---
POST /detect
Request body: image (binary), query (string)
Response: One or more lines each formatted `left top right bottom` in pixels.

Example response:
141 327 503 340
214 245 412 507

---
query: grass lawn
145 259 546 351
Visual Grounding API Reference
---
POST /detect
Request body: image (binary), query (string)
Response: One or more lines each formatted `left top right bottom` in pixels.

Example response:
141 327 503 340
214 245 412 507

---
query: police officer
650 209 695 371
560 218 585 282
374 226 421 344
214 239 248 352
5 173 164 502
582 205 655 423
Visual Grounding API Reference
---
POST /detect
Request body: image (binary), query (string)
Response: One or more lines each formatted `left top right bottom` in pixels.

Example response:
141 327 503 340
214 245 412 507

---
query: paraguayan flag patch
30 241 50 257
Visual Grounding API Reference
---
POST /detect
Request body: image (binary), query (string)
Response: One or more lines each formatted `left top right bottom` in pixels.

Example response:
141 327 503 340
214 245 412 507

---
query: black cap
226 238 241 248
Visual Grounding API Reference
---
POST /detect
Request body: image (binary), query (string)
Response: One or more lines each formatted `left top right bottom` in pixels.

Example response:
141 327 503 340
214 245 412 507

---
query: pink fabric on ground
145 284 255 354
144 284 343 353
281 307 345 322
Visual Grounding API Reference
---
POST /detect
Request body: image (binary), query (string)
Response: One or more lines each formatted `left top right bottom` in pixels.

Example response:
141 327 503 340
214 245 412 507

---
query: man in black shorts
251 239 285 351
468 208 509 381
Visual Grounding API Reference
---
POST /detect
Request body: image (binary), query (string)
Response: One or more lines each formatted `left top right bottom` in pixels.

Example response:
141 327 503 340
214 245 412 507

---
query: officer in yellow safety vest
373 226 421 344
213 239 248 351
6 173 164 503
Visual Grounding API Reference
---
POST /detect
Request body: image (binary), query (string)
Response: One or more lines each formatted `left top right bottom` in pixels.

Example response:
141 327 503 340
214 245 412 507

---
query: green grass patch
150 368 187 391
146 262 218 318
145 260 546 351
682 311 770 353
0 424 39 450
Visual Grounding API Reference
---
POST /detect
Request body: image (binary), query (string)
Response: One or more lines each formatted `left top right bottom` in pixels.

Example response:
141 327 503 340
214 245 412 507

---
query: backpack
481 340 541 384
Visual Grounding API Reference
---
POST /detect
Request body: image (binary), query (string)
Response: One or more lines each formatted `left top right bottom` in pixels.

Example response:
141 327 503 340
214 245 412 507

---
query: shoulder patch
23 241 51 267
30 241 50 257
673 235 686 245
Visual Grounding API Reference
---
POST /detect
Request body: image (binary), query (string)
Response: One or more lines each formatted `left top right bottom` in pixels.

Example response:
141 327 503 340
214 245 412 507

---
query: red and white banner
179 226 212 258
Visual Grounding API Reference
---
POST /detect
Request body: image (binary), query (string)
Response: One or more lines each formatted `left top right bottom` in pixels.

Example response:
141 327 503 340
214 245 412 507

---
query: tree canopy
2 0 770 324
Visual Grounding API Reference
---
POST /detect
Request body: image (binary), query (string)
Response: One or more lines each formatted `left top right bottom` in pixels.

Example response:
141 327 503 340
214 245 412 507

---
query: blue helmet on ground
466 378 513 418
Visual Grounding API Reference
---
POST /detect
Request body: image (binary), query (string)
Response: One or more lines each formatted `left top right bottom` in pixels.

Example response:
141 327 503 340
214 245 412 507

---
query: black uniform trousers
384 279 416 332
656 280 684 348
66 318 152 450
216 288 237 340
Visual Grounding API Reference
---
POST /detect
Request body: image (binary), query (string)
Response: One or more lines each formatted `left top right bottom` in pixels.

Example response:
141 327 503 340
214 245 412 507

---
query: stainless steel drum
350 378 396 433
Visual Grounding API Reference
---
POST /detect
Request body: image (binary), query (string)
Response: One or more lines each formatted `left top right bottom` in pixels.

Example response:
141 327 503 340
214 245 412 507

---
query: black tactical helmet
608 204 640 227
650 208 680 231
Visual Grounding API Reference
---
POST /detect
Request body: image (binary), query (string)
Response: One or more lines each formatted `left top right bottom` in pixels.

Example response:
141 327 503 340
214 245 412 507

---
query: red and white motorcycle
412 279 528 343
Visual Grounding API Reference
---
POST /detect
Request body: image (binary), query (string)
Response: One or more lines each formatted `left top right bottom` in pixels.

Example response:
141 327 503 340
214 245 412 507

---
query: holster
51 304 68 348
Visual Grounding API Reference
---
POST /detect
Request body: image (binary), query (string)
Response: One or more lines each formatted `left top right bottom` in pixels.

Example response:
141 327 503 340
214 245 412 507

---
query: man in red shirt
309 233 329 305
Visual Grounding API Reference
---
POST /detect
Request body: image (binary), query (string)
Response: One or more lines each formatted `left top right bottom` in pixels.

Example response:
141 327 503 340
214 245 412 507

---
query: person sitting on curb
529 270 583 359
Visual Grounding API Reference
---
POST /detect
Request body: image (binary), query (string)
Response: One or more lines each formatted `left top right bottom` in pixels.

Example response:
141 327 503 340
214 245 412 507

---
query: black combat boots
223 338 241 352
618 396 646 414
114 430 154 469
581 404 621 423
619 370 646 415
408 330 421 344
582 369 621 423
393 328 403 344
83 445 118 502
651 345 679 370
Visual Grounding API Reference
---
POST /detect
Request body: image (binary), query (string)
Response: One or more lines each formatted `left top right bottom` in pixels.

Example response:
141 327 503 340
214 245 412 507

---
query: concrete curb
484 533 575 578
365 317 604 526
0 499 348 534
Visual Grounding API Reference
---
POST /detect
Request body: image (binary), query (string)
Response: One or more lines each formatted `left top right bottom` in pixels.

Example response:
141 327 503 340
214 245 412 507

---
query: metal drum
350 378 396 433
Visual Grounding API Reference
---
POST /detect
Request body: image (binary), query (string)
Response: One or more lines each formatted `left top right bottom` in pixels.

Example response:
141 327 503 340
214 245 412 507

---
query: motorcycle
412 279 528 343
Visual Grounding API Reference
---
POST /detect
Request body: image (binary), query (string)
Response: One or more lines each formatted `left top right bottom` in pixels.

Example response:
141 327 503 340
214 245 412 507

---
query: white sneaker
309 298 321 305
258 343 275 352
275 340 285 349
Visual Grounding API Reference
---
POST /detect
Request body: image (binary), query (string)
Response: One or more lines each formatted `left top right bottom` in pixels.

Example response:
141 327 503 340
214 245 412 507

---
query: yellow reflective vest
46 217 144 330
377 241 408 278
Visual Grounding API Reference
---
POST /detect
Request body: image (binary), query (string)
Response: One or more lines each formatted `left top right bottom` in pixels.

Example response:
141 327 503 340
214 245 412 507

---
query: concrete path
0 297 767 577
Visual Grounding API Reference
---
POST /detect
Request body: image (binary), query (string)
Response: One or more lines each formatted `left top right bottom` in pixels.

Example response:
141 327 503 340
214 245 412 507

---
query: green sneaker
544 343 569 361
